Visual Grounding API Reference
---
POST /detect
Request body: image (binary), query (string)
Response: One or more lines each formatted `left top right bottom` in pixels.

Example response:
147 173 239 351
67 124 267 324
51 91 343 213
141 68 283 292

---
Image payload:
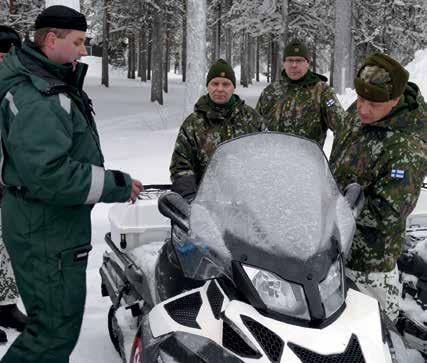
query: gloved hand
171 175 197 203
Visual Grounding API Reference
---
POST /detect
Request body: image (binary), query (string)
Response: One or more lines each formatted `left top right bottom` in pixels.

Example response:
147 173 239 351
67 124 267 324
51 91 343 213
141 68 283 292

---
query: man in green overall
0 6 143 362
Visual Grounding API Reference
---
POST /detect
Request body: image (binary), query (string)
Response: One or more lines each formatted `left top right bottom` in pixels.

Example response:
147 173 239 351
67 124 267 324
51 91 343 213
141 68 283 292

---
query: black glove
171 175 197 202
398 252 427 279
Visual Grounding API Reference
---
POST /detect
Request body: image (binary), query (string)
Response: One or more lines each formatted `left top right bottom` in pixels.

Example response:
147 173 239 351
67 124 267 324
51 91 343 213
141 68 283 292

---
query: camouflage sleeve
358 142 426 262
320 84 346 134
169 117 197 183
244 105 268 132
255 88 268 116
255 85 275 129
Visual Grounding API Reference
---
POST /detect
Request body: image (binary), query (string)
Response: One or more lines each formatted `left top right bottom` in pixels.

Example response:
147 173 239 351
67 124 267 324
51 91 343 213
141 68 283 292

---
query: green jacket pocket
58 243 92 317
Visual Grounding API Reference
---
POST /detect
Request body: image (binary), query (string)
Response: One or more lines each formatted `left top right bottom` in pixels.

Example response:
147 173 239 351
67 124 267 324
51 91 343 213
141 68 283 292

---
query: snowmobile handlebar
343 183 364 218
158 191 190 233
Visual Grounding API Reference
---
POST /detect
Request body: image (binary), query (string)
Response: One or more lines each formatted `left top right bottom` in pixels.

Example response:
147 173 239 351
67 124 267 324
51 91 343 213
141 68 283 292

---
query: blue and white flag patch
326 99 335 107
391 169 405 179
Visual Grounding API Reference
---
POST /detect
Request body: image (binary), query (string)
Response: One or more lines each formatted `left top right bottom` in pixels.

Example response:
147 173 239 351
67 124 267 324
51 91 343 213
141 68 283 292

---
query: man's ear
391 96 401 108
44 32 57 50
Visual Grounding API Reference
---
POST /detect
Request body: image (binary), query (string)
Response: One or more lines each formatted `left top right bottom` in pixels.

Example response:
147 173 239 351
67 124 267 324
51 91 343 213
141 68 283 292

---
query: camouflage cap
283 40 310 62
206 59 236 87
354 53 409 102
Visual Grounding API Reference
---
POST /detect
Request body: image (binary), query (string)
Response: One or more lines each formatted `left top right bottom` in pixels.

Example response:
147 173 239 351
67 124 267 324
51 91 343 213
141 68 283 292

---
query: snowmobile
100 132 418 363
397 212 427 358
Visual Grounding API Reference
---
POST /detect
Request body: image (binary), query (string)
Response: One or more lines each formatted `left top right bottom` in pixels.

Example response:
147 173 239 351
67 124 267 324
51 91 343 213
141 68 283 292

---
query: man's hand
129 179 144 203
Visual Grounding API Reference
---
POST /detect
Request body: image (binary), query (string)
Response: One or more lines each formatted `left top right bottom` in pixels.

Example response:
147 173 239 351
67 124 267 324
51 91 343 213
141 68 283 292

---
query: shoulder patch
59 93 71 114
326 98 335 107
5 92 18 116
391 169 405 179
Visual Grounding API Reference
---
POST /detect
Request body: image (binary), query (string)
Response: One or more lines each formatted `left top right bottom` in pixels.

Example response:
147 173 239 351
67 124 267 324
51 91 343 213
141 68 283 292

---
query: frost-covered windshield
177 133 355 280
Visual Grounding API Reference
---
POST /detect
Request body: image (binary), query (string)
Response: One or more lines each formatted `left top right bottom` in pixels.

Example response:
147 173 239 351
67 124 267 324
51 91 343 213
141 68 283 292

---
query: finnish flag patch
391 169 405 179
326 98 335 107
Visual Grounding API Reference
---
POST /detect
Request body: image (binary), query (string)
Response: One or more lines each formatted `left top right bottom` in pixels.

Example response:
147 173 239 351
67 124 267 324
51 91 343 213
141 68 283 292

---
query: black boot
0 328 7 344
0 304 27 332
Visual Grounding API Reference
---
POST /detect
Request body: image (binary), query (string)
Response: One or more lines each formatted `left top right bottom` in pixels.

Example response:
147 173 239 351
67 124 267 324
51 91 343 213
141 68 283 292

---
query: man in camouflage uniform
330 53 427 321
0 25 27 344
170 59 265 200
256 40 345 147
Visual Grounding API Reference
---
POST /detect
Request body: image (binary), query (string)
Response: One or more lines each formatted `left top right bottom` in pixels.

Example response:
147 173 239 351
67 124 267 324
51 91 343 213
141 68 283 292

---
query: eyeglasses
284 59 307 65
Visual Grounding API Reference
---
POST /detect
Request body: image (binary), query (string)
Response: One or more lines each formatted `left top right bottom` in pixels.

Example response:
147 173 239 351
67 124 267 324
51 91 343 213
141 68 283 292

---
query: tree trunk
138 31 142 78
256 36 260 82
181 0 187 82
163 14 169 93
185 0 207 114
224 0 233 66
132 34 137 77
273 40 282 81
225 27 232 65
147 20 152 81
271 37 281 82
139 28 147 82
330 46 335 87
249 36 256 84
240 32 249 88
151 2 164 105
281 0 289 47
312 35 317 73
128 34 136 79
211 3 221 63
9 0 14 15
101 0 109 87
333 0 353 93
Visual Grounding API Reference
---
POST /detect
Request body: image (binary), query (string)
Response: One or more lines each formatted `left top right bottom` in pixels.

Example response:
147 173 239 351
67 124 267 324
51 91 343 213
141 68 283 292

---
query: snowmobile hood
177 133 355 283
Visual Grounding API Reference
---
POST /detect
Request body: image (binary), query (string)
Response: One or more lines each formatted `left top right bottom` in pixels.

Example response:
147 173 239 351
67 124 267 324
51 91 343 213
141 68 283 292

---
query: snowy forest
1 0 426 104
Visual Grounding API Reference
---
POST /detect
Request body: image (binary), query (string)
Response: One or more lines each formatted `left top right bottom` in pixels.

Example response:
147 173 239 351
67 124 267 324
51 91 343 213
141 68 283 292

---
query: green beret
206 59 236 87
354 53 409 102
283 40 310 62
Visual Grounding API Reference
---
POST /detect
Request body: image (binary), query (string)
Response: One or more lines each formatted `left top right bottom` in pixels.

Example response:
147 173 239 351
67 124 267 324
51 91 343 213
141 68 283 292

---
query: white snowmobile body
145 280 392 362
100 133 417 363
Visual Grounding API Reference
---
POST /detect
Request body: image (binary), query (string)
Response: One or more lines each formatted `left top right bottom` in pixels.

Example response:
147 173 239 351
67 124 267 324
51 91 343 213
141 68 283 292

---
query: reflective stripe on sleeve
5 92 18 115
85 165 105 204
0 133 7 186
59 94 71 114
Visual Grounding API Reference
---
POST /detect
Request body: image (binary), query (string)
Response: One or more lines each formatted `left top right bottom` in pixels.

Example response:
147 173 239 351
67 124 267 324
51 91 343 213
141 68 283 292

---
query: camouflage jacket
170 94 265 186
330 82 427 273
256 70 346 147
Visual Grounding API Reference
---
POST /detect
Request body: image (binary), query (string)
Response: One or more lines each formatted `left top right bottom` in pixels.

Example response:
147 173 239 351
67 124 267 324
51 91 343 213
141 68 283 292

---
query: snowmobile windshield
176 132 356 281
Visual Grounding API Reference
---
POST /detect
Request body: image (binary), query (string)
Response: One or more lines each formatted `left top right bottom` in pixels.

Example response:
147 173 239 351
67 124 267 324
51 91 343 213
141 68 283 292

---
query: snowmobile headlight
243 265 310 320
319 258 345 318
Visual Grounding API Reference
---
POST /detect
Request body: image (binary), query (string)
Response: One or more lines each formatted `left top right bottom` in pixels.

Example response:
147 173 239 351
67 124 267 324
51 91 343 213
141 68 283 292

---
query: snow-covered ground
0 52 426 362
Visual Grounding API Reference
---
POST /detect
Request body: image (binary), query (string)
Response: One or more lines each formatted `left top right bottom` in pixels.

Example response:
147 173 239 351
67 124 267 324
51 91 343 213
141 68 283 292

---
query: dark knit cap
0 25 21 53
283 40 310 62
354 53 409 102
35 5 87 32
206 59 236 87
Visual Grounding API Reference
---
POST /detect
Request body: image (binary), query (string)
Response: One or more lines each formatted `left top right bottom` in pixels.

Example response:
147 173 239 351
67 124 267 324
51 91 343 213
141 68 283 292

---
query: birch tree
151 1 164 105
333 0 353 93
185 0 207 115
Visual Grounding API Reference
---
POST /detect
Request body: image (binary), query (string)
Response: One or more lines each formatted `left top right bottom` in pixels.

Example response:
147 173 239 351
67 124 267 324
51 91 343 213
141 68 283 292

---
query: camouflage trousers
346 266 401 322
0 213 19 305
